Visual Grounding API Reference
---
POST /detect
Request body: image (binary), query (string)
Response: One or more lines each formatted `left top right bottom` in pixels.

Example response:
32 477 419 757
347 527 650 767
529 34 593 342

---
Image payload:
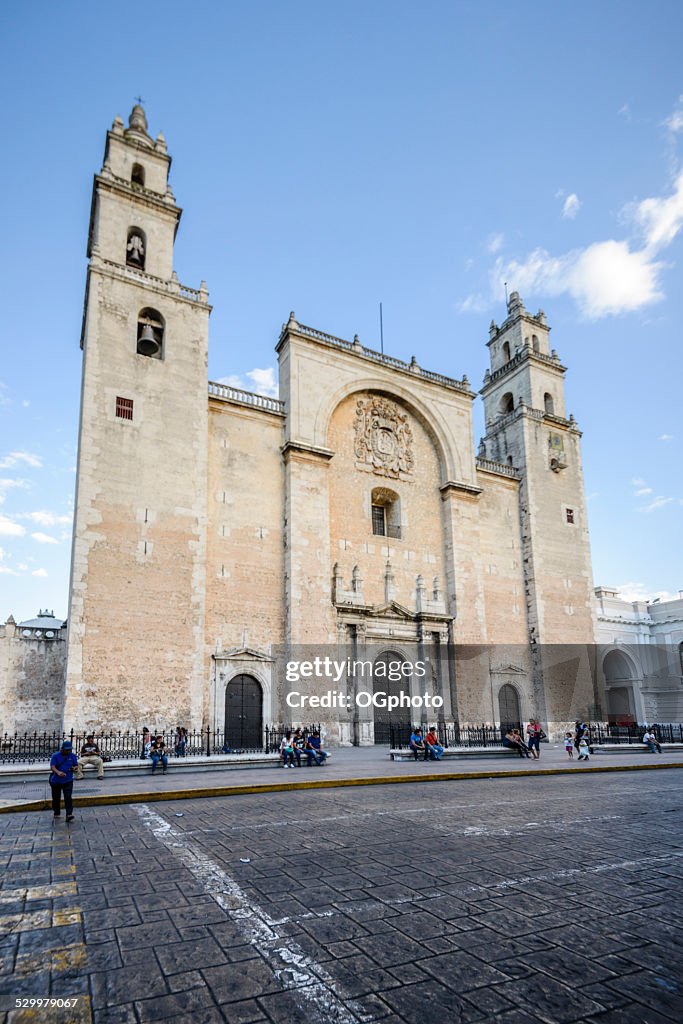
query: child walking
564 732 574 759
577 735 590 761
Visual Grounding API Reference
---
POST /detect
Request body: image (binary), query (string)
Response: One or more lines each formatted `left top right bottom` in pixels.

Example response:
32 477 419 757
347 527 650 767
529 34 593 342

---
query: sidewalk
1 744 682 812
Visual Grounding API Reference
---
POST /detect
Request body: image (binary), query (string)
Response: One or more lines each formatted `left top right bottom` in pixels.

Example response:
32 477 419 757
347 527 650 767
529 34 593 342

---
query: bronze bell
137 324 160 356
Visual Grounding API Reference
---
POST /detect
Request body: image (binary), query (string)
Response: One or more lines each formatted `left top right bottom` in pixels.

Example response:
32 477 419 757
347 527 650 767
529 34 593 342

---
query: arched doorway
373 650 411 744
498 684 521 731
224 674 263 750
603 650 637 725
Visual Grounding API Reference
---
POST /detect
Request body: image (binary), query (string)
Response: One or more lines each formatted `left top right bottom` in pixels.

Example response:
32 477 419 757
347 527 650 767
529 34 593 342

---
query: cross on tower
134 95 145 106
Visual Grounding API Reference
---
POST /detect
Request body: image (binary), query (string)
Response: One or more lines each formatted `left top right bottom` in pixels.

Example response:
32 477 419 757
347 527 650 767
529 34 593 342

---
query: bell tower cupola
86 103 180 282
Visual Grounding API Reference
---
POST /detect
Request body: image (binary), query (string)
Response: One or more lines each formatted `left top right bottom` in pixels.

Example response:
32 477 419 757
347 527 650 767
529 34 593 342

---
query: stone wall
0 620 67 735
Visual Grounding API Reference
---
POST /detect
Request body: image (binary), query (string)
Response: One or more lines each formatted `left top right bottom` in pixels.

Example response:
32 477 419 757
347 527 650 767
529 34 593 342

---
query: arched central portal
498 683 521 731
373 650 411 744
603 650 637 725
224 674 263 750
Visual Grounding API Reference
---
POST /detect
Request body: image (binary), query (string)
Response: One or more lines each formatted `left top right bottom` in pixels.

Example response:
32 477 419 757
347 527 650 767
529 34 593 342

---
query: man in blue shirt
409 728 428 760
49 740 79 821
305 731 328 766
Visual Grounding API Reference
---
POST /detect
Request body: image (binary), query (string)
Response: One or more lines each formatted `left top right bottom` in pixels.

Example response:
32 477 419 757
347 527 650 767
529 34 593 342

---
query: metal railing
589 723 683 745
387 722 525 749
0 725 321 764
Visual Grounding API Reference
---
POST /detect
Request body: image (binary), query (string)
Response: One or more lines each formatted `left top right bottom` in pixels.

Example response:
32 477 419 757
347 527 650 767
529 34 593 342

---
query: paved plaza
1 770 682 1024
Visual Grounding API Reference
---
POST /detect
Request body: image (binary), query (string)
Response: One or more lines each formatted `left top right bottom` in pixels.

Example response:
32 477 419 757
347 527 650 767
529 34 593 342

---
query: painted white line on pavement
135 804 364 1024
484 849 683 892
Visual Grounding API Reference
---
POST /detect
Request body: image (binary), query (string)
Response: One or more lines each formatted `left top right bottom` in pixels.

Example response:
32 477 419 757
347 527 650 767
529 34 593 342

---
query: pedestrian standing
574 720 588 756
577 735 591 761
564 732 574 759
526 719 543 759
49 740 79 822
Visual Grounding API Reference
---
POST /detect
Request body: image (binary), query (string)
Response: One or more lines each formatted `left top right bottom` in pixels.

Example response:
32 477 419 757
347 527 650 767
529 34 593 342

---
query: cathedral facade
62 106 598 742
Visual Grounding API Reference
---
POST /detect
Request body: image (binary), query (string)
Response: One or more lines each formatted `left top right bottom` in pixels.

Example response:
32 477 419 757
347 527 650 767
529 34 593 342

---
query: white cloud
487 233 504 254
618 103 631 122
631 477 647 487
459 117 683 320
17 563 28 571
663 95 683 134
455 293 488 314
22 510 72 527
642 495 673 512
0 566 20 576
32 568 48 578
0 451 42 470
0 515 25 537
658 433 674 441
31 531 59 545
634 171 683 251
562 193 582 220
614 581 679 603
216 367 278 398
0 546 4 560
634 487 653 496
492 239 663 319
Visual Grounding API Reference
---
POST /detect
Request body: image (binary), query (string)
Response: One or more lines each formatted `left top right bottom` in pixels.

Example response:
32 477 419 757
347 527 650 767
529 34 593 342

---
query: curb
2 760 683 814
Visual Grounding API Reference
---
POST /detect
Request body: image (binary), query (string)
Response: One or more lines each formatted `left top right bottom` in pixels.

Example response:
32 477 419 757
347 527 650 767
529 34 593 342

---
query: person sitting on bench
642 728 662 753
409 728 428 760
424 727 444 760
306 731 328 766
503 728 531 757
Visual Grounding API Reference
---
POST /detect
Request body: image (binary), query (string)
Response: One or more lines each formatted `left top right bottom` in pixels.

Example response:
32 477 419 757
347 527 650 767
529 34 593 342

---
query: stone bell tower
480 293 597 723
64 105 211 732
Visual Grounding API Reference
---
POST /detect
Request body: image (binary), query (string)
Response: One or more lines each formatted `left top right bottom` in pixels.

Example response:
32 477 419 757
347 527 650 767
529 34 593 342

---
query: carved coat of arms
354 396 414 478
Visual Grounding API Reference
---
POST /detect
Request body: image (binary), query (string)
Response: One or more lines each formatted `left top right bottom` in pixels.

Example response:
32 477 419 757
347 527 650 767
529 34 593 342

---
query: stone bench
0 752 282 784
390 746 518 762
590 743 683 755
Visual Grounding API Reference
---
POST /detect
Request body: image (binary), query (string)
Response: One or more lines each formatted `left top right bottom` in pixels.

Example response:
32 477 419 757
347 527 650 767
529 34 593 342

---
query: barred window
371 504 386 537
566 508 575 524
116 396 134 421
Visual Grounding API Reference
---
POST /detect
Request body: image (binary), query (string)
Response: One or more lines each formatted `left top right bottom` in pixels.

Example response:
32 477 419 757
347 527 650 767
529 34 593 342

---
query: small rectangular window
566 508 575 524
371 504 386 536
116 396 134 421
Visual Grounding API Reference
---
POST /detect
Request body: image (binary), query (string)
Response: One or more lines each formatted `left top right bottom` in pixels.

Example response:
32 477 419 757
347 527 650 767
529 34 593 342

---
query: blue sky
1 0 682 621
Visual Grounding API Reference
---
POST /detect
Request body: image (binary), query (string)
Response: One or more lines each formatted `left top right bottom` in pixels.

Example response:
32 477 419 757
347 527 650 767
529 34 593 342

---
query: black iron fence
389 723 516 749
0 724 321 764
589 723 683 745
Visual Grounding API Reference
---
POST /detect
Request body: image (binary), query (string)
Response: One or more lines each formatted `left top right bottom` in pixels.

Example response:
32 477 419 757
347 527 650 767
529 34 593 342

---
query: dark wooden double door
225 674 263 750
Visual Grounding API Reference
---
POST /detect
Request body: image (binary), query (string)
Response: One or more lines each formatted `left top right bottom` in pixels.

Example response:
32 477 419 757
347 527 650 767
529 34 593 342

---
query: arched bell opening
131 163 145 187
126 226 146 270
136 308 164 359
500 392 515 415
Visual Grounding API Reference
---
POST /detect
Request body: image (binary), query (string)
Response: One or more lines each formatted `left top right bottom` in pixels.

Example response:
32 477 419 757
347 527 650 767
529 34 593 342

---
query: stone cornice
439 479 484 498
281 440 335 462
485 405 581 438
480 346 566 394
277 319 475 398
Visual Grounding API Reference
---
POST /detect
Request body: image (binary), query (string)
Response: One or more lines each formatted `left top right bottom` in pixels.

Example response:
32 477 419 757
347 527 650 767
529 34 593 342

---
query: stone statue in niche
354 396 414 478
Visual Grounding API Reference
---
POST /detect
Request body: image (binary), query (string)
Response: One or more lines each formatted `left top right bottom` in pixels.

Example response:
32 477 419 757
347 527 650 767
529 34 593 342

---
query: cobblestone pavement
1 771 682 1024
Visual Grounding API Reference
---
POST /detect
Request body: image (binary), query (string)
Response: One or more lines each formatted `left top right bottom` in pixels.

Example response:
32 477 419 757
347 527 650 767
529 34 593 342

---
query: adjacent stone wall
0 620 67 735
